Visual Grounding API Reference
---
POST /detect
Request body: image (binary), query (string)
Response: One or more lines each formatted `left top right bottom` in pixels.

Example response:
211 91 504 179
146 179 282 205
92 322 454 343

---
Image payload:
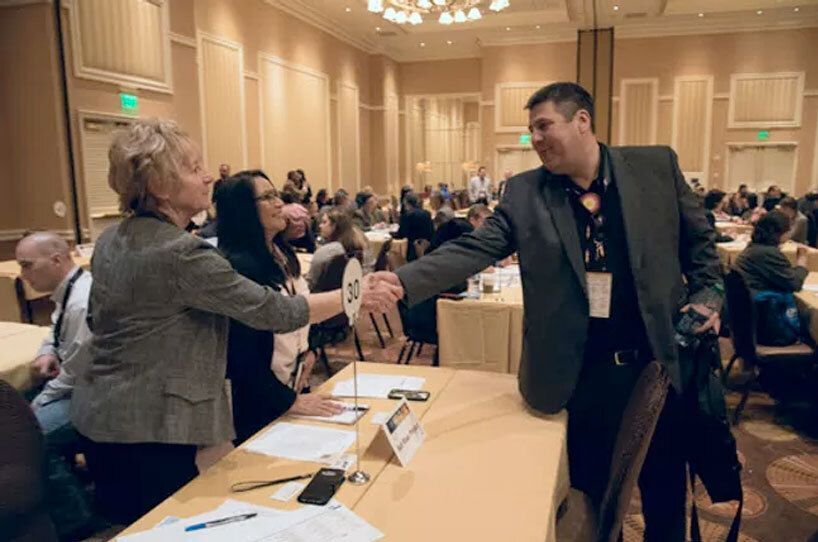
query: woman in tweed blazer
70 119 401 524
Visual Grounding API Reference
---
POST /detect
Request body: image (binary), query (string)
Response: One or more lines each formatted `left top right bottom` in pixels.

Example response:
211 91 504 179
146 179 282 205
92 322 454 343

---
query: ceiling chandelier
367 0 510 26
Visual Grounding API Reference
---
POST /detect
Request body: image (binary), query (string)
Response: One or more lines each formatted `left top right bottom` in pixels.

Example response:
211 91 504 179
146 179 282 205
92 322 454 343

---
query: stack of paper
291 403 369 425
244 422 356 463
117 499 383 542
331 374 425 399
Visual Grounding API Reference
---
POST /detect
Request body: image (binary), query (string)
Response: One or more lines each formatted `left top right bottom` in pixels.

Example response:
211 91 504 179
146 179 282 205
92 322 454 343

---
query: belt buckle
614 350 630 366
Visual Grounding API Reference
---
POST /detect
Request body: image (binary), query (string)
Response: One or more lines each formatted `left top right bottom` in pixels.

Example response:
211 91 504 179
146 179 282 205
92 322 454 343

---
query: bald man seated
15 232 95 536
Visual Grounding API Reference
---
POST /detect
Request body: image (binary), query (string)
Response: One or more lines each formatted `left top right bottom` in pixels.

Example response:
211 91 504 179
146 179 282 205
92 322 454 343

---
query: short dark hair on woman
751 210 791 246
703 189 726 211
525 82 595 129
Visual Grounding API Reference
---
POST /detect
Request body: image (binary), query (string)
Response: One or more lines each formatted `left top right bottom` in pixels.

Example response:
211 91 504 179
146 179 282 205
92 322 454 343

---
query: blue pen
184 512 257 532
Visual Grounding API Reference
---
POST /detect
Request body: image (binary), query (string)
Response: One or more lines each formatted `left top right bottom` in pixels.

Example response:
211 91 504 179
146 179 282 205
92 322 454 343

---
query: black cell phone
388 389 430 401
297 468 345 506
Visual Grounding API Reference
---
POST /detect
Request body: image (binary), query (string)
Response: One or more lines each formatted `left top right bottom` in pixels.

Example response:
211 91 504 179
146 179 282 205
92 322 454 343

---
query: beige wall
0 5 73 236
612 28 818 195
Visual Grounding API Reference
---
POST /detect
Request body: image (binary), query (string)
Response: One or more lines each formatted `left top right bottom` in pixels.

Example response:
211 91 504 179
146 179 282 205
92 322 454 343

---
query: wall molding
66 0 173 94
243 71 259 81
619 78 659 146
170 32 196 49
335 80 362 191
728 71 805 129
495 81 549 133
0 0 50 7
671 75 713 183
724 141 799 195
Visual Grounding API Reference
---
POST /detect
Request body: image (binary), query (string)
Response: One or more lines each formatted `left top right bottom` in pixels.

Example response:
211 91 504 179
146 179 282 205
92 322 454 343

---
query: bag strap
689 467 743 542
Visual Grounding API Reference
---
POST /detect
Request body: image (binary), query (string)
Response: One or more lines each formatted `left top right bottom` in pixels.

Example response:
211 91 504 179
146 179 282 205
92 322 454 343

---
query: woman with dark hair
308 207 369 289
734 211 810 345
703 189 734 243
216 171 344 444
353 191 386 231
315 189 329 210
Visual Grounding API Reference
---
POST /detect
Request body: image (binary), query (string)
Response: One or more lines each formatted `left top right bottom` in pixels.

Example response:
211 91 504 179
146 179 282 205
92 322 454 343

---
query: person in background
211 163 230 202
733 211 810 346
215 173 341 445
283 201 316 253
16 232 95 538
394 192 434 262
333 188 351 210
429 203 492 253
497 169 514 200
295 168 312 203
468 166 492 204
704 189 731 222
353 191 387 231
763 184 784 211
438 182 451 202
308 207 370 290
729 191 749 217
778 196 808 244
429 190 454 228
315 188 329 210
797 190 818 217
70 119 401 524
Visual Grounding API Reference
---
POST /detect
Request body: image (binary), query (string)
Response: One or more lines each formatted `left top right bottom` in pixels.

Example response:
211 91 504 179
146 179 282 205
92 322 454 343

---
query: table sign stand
341 258 370 485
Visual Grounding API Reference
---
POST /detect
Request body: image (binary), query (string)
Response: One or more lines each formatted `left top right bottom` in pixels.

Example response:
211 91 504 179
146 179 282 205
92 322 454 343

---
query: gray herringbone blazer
70 215 309 445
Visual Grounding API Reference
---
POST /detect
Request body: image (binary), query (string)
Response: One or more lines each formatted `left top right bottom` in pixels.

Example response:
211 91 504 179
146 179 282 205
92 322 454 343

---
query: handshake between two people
360 271 405 314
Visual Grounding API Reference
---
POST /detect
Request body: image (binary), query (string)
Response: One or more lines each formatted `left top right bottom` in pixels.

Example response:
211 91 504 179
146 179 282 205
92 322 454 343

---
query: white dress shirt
31 266 93 408
468 175 492 203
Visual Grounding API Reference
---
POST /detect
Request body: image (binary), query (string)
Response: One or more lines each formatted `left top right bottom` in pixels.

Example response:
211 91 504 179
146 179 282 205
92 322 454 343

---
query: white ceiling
266 0 818 61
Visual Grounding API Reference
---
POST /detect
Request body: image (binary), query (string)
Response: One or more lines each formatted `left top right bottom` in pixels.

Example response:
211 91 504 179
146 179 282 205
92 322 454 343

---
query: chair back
374 238 393 272
724 270 758 362
413 238 430 259
596 361 670 542
0 381 58 541
311 252 351 329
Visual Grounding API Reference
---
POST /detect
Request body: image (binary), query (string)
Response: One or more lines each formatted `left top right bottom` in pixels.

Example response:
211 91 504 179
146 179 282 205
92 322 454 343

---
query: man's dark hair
779 196 798 212
525 82 595 130
703 189 726 211
751 210 791 246
235 169 270 181
403 192 420 210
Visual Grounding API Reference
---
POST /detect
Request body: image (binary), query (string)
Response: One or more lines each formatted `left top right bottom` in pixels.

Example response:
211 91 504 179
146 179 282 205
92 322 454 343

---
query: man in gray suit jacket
374 83 723 540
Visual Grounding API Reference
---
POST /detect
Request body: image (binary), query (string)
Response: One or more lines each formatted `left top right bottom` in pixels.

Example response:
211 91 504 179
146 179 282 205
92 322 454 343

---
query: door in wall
496 147 541 180
79 116 130 240
726 143 797 195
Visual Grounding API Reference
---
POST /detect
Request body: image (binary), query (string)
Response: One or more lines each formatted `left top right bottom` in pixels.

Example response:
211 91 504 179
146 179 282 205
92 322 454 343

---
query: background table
437 267 523 374
0 322 50 391
0 256 91 322
119 362 568 541
714 221 753 238
717 241 818 271
365 231 407 266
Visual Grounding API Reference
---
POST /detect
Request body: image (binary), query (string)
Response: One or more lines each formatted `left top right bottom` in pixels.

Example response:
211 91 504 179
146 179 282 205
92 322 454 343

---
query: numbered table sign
342 257 363 324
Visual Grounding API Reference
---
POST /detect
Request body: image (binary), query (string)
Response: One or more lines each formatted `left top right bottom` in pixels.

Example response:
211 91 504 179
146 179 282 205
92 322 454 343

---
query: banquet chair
556 362 669 542
0 380 58 542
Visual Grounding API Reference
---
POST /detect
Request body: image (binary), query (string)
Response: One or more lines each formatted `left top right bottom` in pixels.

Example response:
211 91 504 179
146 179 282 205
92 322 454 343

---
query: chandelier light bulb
454 9 467 22
417 0 433 8
439 11 454 24
409 11 423 24
367 0 384 13
383 6 397 20
467 7 481 19
395 10 408 23
433 0 448 6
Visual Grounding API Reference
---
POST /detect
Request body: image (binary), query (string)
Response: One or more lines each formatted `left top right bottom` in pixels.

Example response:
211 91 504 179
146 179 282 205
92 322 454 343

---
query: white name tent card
381 398 425 467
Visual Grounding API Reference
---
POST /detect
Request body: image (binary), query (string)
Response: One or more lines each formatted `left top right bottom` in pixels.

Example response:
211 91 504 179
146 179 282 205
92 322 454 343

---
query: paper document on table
332 374 425 398
118 499 382 542
291 403 369 425
244 422 356 462
802 284 818 292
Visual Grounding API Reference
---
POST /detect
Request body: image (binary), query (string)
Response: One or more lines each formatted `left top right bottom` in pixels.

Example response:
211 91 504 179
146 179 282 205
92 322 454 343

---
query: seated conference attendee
429 203 492 253
215 173 341 444
282 201 316 253
778 196 808 244
16 231 94 537
308 207 369 290
734 211 810 346
70 119 400 524
353 191 386 231
393 192 434 262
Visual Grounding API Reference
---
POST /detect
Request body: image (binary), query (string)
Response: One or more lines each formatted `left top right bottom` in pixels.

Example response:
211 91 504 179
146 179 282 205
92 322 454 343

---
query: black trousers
567 359 687 541
79 436 198 525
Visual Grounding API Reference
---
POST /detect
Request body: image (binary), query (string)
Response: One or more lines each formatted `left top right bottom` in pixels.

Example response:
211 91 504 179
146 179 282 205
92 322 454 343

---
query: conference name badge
380 398 425 467
587 271 612 319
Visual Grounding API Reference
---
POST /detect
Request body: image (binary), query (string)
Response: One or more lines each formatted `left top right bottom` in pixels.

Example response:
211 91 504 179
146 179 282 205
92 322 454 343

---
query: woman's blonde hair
108 118 195 215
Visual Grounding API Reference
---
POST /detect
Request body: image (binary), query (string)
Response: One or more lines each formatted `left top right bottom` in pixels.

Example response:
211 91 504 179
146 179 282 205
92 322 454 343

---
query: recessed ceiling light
756 9 763 15
794 6 800 12
613 5 619 11
505 26 511 30
419 42 426 47
535 24 541 29
345 6 351 12
698 12 704 18
446 40 453 45
375 26 382 31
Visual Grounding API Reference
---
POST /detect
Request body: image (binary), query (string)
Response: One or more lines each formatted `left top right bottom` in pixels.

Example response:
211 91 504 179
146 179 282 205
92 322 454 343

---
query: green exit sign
519 133 532 145
757 130 770 141
120 92 138 114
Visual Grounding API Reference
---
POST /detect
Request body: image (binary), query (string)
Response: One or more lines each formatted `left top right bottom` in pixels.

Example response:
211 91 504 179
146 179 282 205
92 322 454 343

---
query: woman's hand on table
290 393 345 417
